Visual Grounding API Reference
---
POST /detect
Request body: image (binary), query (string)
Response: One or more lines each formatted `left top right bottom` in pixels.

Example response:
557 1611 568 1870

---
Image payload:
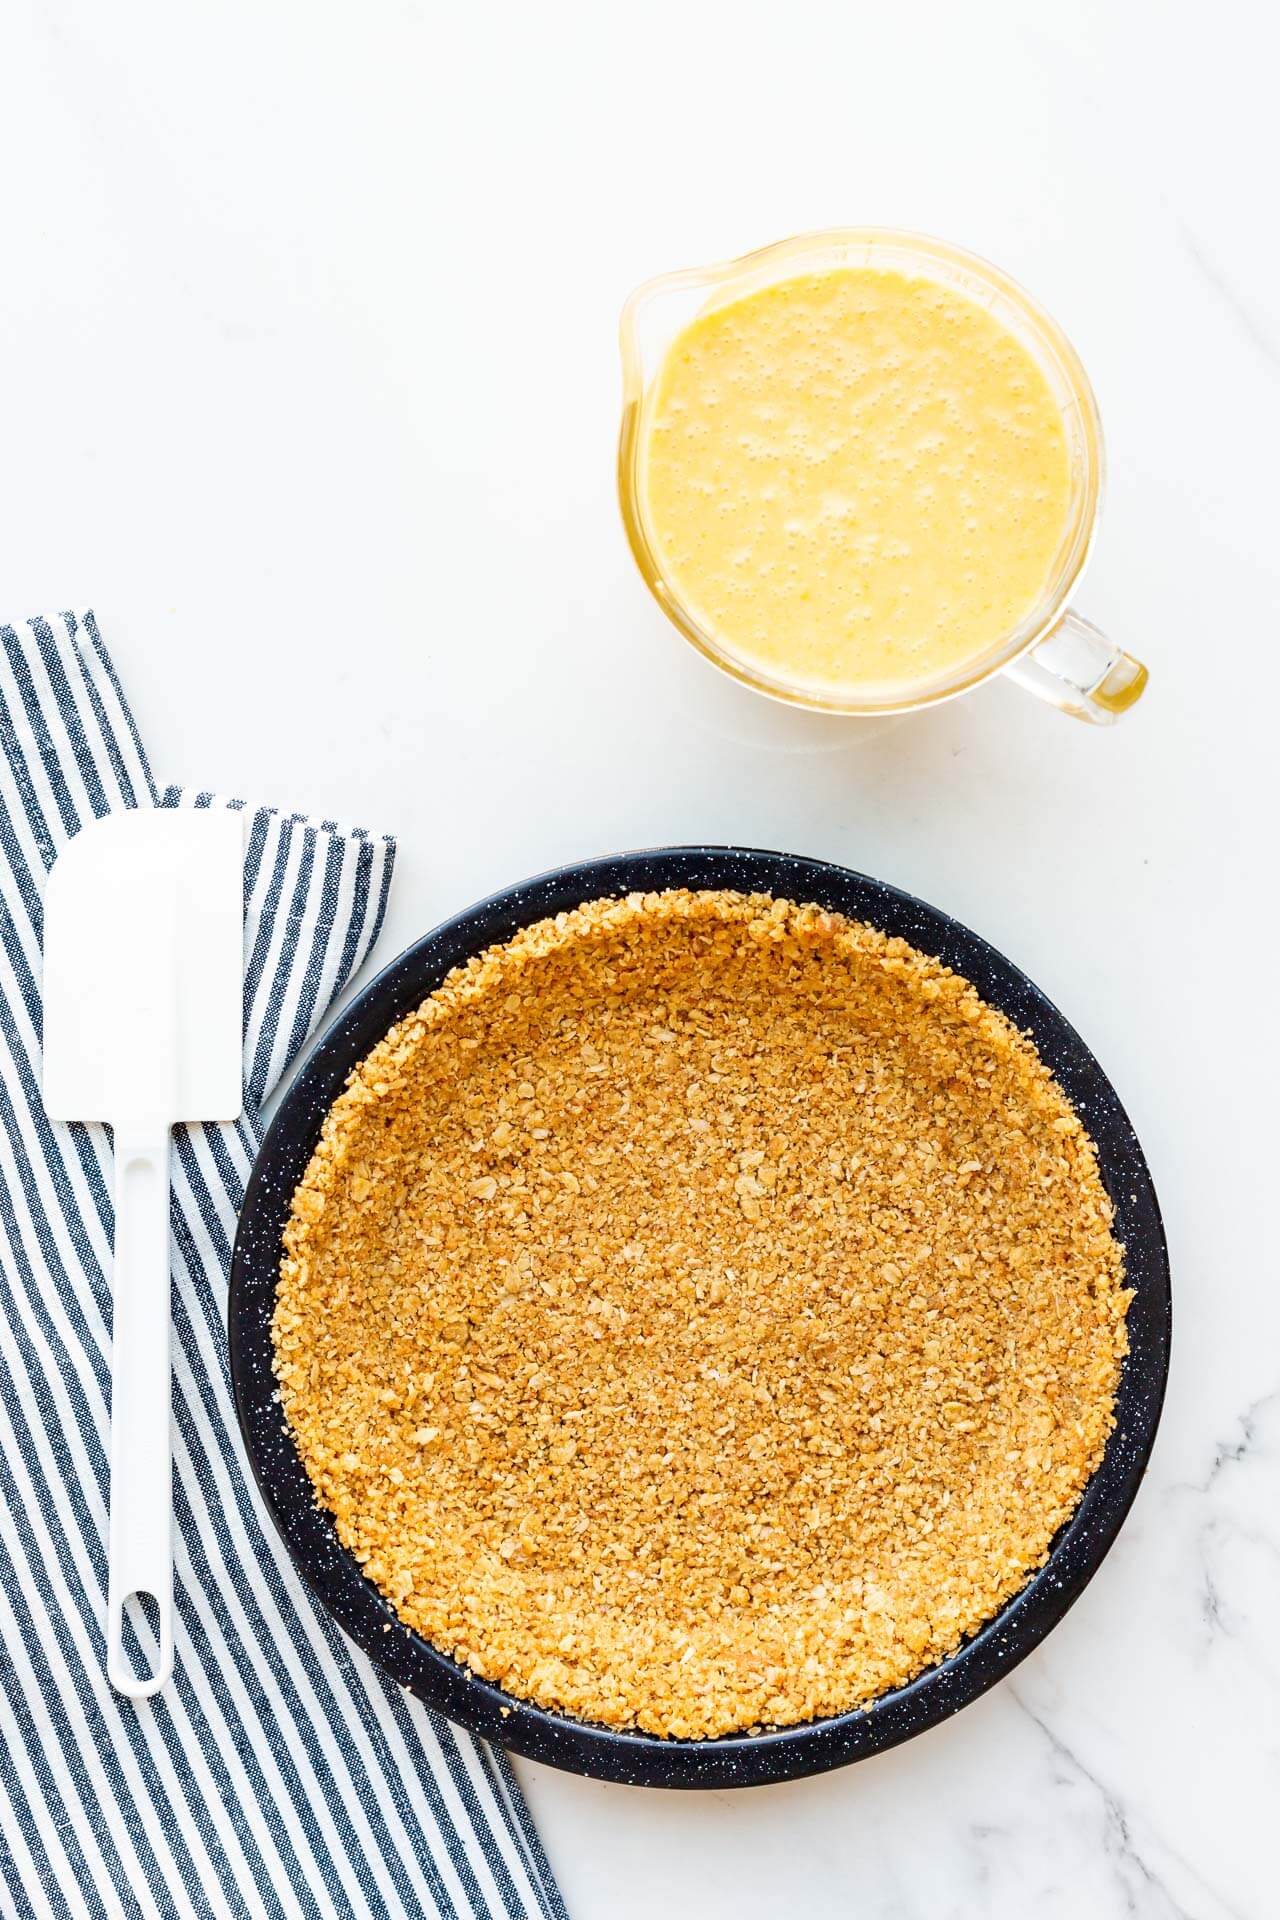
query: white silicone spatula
43 808 244 1697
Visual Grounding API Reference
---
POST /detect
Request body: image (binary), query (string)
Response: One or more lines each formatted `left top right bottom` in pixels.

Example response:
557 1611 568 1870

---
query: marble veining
1005 1688 1234 1920
1176 223 1280 375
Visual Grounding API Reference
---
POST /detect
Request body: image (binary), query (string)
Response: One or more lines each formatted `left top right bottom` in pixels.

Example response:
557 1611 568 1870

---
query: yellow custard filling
639 267 1072 700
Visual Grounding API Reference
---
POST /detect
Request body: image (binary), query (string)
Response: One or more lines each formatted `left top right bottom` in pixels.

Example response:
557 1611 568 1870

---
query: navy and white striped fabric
0 611 566 1920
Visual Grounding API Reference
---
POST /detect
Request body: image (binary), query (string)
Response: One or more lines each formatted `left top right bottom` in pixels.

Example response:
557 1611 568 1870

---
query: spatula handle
107 1129 174 1698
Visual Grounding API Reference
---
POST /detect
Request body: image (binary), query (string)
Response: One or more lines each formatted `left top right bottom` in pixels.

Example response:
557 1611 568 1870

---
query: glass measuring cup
618 229 1147 724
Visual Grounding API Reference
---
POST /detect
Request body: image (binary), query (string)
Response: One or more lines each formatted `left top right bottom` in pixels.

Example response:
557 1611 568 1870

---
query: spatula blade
43 808 244 1125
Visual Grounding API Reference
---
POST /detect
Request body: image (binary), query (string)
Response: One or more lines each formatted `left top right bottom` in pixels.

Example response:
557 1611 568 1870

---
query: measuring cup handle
1003 610 1148 725
106 1127 175 1699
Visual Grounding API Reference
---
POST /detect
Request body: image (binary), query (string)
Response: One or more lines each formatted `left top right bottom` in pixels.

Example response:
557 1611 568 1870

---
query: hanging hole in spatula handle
107 1585 173 1699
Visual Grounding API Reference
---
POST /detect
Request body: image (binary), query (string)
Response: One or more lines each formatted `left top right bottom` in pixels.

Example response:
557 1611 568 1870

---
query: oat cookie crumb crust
273 890 1129 1739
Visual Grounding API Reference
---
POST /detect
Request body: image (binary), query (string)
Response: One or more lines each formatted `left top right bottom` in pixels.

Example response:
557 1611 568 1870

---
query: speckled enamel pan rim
229 847 1170 1790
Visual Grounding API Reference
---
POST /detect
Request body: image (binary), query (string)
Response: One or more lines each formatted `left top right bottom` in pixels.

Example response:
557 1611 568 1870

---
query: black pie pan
229 846 1170 1788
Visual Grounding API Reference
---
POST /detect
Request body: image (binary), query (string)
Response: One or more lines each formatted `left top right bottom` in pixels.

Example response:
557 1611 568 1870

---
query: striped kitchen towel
0 611 566 1920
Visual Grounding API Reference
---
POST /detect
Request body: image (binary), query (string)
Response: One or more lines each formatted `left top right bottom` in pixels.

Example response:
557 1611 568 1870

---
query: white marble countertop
5 1 1277 1914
